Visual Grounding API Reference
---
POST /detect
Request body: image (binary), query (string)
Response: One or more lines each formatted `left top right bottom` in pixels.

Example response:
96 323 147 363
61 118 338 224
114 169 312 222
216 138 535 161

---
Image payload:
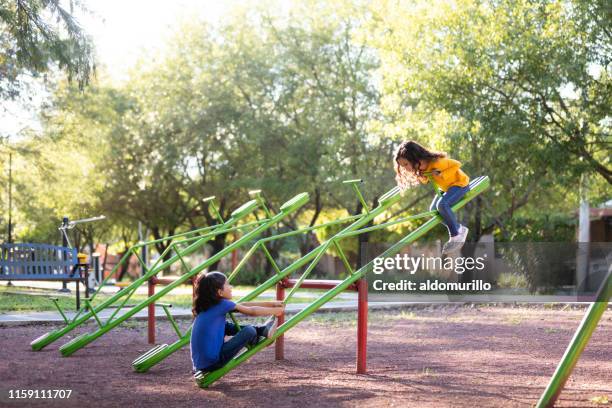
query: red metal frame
147 276 195 344
147 275 368 374
275 277 368 374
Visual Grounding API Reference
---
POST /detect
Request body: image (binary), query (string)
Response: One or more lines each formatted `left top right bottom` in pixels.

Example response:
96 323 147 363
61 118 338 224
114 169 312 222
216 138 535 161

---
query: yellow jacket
421 157 470 192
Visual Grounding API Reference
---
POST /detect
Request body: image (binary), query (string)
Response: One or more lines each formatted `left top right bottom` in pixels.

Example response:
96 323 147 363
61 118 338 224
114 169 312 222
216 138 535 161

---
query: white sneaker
442 225 469 255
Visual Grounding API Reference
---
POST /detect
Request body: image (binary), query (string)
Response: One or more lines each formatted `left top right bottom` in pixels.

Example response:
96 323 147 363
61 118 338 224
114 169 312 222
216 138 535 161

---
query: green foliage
2 0 608 261
0 0 95 99
502 213 576 242
366 0 611 238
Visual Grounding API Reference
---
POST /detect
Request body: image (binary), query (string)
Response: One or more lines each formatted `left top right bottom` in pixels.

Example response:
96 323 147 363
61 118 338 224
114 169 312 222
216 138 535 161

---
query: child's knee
243 325 257 339
436 200 450 211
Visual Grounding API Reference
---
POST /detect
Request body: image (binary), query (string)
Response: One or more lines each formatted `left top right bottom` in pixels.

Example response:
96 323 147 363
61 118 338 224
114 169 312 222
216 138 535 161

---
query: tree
0 0 95 100
366 0 611 240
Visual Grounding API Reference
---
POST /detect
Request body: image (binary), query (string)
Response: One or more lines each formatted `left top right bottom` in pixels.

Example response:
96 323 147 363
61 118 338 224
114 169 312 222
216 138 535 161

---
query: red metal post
356 278 368 374
275 281 285 360
148 278 155 344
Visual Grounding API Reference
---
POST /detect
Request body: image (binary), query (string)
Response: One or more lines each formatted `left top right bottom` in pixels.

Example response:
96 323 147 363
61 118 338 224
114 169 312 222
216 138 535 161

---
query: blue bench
0 243 87 309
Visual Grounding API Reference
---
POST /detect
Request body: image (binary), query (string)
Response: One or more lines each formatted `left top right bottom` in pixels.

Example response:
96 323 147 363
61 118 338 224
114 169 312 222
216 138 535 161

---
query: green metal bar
259 215 362 242
351 184 369 213
227 242 260 283
208 200 224 223
129 217 263 284
250 190 272 219
83 218 249 308
227 214 361 283
198 176 489 387
102 242 183 319
332 240 354 275
536 270 611 408
51 299 69 324
261 244 283 276
160 305 183 338
284 242 331 303
31 199 262 351
81 248 135 308
131 185 407 372
56 194 308 356
338 211 437 238
133 250 149 275
175 251 192 274
236 187 405 305
85 214 266 308
83 299 103 329
106 285 139 324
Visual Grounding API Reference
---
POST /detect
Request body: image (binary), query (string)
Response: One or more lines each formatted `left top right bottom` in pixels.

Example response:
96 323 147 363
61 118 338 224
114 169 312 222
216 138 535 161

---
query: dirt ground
0 305 610 408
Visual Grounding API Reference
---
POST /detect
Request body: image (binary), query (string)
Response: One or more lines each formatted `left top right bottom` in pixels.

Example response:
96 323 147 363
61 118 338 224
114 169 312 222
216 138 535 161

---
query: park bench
0 243 89 309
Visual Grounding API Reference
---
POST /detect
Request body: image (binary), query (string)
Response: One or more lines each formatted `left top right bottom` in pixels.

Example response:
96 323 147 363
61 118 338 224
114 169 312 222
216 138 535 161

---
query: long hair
192 271 227 317
394 140 446 190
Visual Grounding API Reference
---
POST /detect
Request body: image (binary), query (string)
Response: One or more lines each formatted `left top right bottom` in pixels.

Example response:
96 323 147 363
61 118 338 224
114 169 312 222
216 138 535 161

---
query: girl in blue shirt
190 271 284 373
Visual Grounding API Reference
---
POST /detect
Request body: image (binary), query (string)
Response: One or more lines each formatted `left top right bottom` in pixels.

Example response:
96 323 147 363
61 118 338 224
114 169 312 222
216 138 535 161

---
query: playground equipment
132 180 375 372
0 243 93 309
30 191 310 354
131 176 490 384
191 175 490 387
536 268 611 408
274 277 369 372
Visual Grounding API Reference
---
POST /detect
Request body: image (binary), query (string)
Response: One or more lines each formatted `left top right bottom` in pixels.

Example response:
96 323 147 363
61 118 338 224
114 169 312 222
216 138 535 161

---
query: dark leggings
429 185 470 236
200 322 263 372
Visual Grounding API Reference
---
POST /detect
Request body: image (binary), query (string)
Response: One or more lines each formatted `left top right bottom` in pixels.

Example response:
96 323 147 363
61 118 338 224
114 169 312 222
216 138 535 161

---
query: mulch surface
1 305 610 407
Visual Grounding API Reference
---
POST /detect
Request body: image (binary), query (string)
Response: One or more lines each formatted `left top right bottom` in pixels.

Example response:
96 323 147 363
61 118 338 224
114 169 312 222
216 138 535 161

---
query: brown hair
394 140 446 190
192 271 227 317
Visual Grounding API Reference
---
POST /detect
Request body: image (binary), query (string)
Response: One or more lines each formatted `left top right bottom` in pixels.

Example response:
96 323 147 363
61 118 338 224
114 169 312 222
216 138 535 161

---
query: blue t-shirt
190 299 236 371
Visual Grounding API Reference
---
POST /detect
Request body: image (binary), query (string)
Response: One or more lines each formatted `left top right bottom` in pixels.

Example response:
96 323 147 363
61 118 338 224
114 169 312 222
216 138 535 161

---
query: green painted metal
132 215 365 372
31 197 266 351
159 304 183 338
332 240 354 275
55 193 309 356
83 299 103 328
131 183 406 372
51 299 69 324
197 176 490 387
536 270 611 408
284 241 332 303
134 178 488 375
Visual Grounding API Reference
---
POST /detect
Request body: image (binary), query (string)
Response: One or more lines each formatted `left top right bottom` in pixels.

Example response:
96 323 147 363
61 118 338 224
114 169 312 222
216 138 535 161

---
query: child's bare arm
234 304 284 317
241 301 283 307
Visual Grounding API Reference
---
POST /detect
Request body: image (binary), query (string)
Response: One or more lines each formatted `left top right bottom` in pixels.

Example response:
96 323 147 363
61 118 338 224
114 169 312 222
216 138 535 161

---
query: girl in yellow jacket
394 140 470 254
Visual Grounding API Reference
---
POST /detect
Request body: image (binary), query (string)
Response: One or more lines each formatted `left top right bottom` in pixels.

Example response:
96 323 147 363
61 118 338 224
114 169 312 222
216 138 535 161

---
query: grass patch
544 327 560 334
388 310 418 320
307 311 357 327
506 315 523 325
497 272 529 289
0 284 335 313
0 291 76 313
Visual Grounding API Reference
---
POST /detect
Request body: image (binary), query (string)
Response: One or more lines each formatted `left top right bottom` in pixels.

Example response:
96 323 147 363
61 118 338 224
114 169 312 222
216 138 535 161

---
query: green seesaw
133 176 489 381
132 179 383 372
194 175 490 387
536 268 611 408
30 191 310 355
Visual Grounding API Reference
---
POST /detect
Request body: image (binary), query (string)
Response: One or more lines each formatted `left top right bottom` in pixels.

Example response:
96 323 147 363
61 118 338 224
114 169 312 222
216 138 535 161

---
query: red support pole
275 281 285 360
356 278 368 374
148 278 155 344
